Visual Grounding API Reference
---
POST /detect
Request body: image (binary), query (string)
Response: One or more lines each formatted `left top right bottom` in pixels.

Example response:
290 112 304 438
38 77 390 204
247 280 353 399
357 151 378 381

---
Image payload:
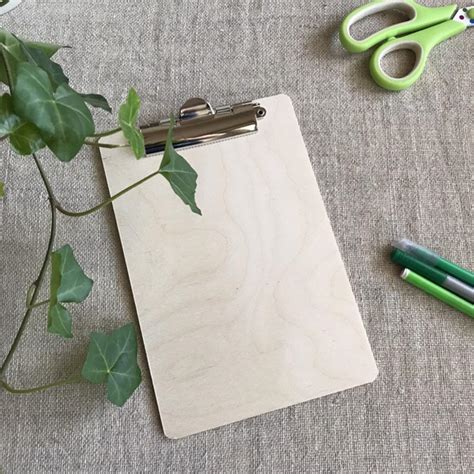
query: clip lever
142 98 266 155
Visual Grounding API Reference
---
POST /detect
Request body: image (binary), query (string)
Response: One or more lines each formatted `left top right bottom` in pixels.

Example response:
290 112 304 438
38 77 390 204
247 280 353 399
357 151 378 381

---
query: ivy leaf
0 93 44 154
12 62 94 161
48 244 93 338
81 93 112 113
0 181 4 198
16 33 112 115
0 28 63 85
8 121 45 155
0 32 27 85
17 37 69 88
15 34 110 114
81 323 142 406
118 88 145 159
158 116 201 215
0 94 17 133
0 93 45 155
50 244 93 304
48 304 73 338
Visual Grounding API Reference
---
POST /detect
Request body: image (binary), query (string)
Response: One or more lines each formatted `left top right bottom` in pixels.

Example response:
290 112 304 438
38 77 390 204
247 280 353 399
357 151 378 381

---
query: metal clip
142 98 266 155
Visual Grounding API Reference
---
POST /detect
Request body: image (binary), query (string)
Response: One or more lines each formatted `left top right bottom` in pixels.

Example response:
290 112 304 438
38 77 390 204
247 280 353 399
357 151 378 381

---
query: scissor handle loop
369 39 425 90
339 0 458 53
369 19 466 90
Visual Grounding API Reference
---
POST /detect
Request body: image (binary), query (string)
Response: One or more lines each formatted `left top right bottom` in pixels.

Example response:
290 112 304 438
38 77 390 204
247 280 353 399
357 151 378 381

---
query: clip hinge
142 98 266 155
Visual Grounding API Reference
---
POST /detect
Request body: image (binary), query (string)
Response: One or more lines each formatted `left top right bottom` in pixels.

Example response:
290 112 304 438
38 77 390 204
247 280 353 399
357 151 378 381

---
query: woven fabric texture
1 1 472 472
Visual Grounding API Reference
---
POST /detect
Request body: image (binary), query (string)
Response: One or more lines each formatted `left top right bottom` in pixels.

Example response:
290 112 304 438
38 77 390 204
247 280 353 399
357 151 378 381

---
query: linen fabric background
1 1 472 472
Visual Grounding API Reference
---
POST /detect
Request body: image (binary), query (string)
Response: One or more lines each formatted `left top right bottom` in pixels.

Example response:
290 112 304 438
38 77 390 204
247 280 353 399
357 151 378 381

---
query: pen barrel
401 270 474 318
437 257 474 287
444 276 474 304
392 249 474 302
393 239 474 286
391 249 446 285
393 239 440 265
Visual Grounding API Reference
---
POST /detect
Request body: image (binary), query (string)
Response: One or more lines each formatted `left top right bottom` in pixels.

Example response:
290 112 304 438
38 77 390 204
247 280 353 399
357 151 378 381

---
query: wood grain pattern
101 95 378 439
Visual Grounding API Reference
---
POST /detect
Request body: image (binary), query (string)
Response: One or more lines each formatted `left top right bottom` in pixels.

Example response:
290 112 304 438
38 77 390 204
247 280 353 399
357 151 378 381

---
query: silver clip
142 98 266 155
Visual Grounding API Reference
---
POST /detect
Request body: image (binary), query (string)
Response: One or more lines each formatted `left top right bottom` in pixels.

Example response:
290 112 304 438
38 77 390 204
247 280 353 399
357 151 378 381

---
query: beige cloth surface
0 1 472 472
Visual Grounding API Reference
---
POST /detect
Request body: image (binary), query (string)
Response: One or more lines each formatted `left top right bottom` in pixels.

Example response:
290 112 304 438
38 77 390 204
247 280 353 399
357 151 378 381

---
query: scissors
0 0 22 15
339 1 473 90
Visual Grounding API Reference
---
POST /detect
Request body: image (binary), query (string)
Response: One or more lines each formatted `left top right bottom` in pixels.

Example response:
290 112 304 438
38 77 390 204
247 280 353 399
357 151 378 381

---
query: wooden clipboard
100 94 378 438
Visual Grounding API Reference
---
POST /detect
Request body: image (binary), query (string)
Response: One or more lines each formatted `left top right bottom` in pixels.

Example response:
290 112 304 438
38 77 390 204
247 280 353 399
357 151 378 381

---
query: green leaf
158 116 201 215
118 88 145 159
0 93 45 155
0 31 26 86
81 93 112 113
18 37 69 88
48 303 73 338
48 244 93 338
0 181 4 198
0 28 63 86
0 94 17 134
31 41 65 58
50 244 93 304
12 62 94 161
82 323 142 406
9 121 45 155
14 33 110 115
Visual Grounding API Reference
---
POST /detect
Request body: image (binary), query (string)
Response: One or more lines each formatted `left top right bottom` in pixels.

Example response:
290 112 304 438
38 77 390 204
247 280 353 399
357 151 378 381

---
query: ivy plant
0 29 201 406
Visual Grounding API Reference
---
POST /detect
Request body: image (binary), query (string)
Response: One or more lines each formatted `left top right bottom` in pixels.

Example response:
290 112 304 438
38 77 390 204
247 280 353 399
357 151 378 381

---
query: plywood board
101 94 378 439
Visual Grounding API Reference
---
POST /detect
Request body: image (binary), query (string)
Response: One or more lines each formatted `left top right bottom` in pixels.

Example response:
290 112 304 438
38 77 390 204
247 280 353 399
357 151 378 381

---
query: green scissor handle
369 19 466 90
339 0 458 53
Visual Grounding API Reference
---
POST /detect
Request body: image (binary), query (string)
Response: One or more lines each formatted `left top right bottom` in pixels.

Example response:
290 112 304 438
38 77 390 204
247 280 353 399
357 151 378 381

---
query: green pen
393 239 474 286
391 249 474 303
401 269 474 318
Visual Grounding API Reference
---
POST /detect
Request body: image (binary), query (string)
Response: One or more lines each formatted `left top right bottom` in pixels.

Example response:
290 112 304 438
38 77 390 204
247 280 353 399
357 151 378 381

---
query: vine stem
0 153 57 375
1 153 161 379
90 127 121 138
56 169 162 217
1 374 82 394
28 299 50 309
